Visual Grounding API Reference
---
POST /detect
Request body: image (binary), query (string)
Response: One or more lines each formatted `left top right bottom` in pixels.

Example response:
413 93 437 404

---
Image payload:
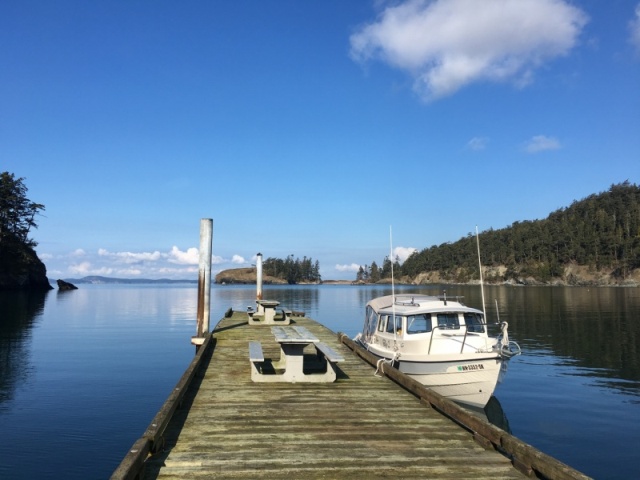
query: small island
216 255 321 285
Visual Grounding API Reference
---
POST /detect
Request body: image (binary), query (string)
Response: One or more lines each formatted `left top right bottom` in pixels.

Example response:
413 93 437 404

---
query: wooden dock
113 311 591 480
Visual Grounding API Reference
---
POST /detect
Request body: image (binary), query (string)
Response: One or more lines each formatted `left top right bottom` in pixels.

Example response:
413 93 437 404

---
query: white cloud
68 261 92 274
335 263 362 272
393 246 418 263
525 135 561 153
631 4 640 53
68 261 113 276
116 267 143 276
167 246 199 265
98 248 162 264
46 245 265 280
467 136 489 151
231 254 246 264
350 0 588 101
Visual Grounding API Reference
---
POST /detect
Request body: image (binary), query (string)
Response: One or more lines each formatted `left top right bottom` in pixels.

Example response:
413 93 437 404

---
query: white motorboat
355 293 521 408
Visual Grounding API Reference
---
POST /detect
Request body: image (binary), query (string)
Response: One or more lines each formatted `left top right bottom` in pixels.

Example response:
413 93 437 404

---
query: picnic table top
271 325 319 343
257 299 280 307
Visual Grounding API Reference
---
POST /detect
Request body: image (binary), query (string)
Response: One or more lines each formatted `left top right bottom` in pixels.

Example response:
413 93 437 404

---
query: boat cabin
364 295 486 337
374 310 486 336
361 294 495 355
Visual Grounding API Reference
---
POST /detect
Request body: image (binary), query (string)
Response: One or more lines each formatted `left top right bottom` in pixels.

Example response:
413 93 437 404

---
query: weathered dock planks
114 311 589 480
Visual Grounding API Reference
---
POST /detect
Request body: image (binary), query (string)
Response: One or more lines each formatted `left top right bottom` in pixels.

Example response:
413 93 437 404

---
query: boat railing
427 322 493 355
393 294 467 306
437 294 465 305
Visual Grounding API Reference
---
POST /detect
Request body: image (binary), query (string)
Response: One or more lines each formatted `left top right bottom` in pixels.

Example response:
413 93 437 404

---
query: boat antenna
390 226 397 340
390 226 396 302
387 226 402 360
476 225 487 319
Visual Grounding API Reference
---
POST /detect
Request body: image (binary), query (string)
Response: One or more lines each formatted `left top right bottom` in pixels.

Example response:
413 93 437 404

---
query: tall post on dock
256 252 263 301
256 253 263 314
193 218 213 347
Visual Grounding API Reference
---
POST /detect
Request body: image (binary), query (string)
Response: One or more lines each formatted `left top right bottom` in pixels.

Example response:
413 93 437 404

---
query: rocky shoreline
216 265 640 287
0 245 52 291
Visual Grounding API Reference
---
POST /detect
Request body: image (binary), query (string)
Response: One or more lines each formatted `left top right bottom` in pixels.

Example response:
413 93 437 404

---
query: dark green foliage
263 255 321 284
356 261 381 283
359 255 401 282
362 182 640 283
0 172 46 272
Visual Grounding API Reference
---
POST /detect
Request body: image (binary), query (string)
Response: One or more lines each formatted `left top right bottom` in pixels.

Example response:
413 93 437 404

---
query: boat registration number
457 364 484 371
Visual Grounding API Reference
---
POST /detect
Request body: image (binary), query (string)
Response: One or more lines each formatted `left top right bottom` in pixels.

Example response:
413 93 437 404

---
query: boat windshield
437 313 460 330
406 314 432 334
463 312 485 333
364 305 378 339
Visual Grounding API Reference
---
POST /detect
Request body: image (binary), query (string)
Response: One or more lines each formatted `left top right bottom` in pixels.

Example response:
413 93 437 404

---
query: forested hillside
362 182 640 285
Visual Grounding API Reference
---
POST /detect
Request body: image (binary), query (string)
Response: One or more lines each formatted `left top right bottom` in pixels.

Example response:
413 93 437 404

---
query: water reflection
0 291 49 409
463 396 512 433
486 286 640 397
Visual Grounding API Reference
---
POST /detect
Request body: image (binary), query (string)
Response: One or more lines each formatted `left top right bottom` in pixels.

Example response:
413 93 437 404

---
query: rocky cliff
0 244 52 291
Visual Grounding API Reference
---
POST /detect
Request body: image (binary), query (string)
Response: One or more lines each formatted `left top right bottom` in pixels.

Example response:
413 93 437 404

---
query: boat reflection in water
355 293 521 409
461 395 512 434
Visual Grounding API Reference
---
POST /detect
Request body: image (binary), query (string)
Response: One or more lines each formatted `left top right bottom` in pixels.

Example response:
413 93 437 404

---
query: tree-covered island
0 172 52 290
215 255 322 285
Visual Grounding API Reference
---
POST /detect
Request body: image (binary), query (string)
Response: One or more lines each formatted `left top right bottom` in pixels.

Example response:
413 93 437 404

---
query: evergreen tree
0 172 45 249
370 261 381 282
0 172 46 279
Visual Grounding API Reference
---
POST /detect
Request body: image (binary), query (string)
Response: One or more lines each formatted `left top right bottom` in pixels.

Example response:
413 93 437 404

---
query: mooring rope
374 352 399 377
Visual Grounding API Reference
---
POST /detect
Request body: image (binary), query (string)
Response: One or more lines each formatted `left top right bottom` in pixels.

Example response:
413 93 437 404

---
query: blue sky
2 0 639 280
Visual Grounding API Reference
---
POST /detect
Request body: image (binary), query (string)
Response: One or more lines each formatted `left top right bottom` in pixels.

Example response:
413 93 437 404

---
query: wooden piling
193 218 212 345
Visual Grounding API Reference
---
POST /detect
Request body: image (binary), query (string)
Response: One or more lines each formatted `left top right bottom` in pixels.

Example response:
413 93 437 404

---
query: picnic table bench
249 326 344 383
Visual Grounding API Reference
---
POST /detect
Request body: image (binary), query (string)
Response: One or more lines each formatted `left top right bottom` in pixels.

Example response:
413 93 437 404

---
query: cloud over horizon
46 246 244 279
335 263 361 273
350 0 588 101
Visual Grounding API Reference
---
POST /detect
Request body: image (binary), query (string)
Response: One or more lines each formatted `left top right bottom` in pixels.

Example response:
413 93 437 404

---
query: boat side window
437 313 460 330
378 315 385 332
386 315 401 333
407 314 432 334
463 313 485 333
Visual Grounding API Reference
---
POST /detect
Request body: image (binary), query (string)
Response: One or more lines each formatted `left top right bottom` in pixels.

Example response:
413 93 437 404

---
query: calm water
1 284 639 479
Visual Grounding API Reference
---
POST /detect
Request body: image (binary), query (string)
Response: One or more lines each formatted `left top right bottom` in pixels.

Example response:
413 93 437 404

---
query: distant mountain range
52 275 197 285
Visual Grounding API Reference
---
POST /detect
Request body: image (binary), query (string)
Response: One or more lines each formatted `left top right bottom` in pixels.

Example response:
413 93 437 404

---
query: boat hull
366 345 502 408
398 356 502 408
